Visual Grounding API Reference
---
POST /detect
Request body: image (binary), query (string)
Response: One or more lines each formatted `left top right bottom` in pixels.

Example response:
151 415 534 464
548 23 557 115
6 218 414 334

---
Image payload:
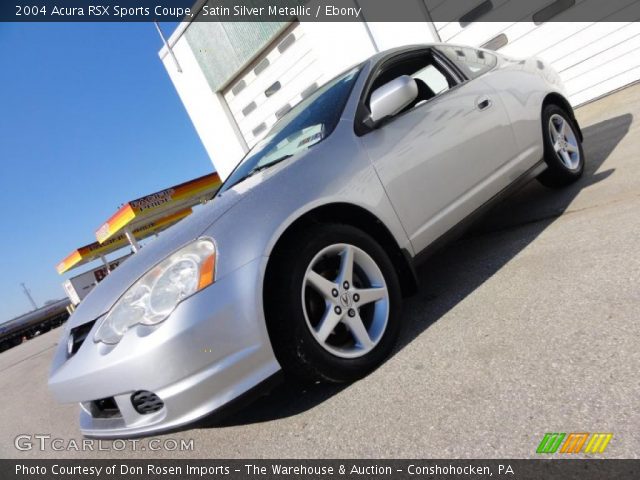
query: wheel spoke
344 313 373 349
559 150 572 168
306 270 337 300
355 286 387 306
554 118 564 137
560 117 568 136
550 120 561 140
553 140 562 153
315 307 343 343
338 245 354 285
566 142 578 153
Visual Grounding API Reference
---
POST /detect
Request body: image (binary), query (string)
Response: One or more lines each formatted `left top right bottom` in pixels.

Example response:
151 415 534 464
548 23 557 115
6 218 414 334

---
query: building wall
160 33 248 179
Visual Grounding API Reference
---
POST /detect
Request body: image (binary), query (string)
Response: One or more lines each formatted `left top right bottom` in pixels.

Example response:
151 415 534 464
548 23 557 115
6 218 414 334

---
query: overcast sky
0 22 214 323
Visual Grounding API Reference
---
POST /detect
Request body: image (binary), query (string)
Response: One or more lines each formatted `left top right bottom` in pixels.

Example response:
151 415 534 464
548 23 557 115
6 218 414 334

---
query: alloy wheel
548 113 580 170
301 243 389 359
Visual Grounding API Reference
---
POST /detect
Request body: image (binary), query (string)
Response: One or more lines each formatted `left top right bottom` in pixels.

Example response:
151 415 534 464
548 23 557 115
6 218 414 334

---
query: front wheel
265 224 403 383
537 104 585 188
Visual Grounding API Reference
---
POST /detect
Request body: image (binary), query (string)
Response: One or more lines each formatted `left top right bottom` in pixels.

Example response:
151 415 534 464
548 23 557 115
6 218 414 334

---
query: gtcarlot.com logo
14 434 194 452
536 432 613 454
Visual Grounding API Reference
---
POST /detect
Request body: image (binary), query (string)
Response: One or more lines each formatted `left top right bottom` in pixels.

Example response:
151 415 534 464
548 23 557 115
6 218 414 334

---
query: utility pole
20 283 38 310
154 21 182 73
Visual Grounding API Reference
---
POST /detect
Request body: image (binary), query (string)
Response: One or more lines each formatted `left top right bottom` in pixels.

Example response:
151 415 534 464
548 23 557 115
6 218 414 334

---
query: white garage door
427 0 640 105
223 23 327 148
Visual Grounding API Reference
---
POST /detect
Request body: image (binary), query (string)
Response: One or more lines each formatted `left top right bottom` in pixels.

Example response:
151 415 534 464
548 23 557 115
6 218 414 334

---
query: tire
265 224 403 383
537 104 585 188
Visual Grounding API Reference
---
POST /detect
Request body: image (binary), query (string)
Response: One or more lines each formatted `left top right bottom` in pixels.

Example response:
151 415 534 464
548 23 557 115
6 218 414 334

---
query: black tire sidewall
267 224 402 383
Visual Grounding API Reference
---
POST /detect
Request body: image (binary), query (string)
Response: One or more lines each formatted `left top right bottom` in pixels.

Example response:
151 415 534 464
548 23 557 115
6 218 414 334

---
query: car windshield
219 66 362 193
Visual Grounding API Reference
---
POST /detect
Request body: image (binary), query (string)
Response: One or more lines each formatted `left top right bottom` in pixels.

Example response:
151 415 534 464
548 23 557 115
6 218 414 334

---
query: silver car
49 44 584 437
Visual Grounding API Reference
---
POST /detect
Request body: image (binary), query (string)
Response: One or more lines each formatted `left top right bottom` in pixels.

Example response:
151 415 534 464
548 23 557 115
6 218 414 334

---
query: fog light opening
89 397 121 419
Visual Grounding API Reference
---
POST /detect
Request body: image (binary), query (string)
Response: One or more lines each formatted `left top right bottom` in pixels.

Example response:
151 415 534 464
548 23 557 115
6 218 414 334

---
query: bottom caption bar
2 459 639 480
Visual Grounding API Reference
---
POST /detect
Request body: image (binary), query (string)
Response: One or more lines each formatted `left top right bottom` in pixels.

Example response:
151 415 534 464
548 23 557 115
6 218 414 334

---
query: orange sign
96 172 221 244
57 208 192 274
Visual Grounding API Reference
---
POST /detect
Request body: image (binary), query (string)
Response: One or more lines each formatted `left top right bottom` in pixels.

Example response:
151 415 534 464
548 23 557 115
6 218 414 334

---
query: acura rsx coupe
49 44 584 437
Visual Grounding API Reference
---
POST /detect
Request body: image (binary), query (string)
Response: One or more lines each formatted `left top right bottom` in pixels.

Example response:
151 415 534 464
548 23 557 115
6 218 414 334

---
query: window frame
459 0 494 27
241 101 257 117
481 34 508 51
533 0 576 25
265 80 282 98
253 57 270 76
251 122 267 138
435 45 499 79
354 47 467 136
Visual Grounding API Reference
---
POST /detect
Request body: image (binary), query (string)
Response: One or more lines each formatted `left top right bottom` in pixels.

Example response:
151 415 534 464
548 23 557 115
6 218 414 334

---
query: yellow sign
96 172 220 244
57 208 192 274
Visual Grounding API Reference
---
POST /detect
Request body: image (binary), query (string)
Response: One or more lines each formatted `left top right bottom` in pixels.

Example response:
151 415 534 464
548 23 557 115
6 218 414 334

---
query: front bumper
48 256 280 438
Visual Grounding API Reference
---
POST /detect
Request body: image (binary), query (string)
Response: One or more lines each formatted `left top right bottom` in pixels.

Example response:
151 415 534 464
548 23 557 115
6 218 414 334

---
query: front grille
89 397 121 419
131 390 164 414
67 320 96 357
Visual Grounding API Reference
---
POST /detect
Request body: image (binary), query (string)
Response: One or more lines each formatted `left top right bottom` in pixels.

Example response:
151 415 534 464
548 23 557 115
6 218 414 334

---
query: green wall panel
185 3 288 92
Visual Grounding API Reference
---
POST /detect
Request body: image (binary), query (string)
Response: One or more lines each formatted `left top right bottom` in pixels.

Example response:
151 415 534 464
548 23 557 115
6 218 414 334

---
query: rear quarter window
437 46 497 79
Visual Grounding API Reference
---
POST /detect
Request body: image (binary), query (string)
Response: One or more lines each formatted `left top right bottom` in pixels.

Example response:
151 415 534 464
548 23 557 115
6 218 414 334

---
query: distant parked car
49 44 584 437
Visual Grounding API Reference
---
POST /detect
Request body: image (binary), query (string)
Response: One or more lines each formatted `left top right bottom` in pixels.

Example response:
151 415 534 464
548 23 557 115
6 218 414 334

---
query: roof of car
366 43 442 65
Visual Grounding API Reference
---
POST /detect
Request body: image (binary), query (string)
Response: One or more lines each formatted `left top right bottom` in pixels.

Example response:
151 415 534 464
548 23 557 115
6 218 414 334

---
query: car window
219 66 362 193
436 46 497 79
412 64 450 96
367 51 456 114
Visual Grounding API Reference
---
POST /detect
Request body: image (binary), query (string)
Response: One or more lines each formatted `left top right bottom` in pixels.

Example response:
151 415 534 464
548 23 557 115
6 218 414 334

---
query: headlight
94 238 215 345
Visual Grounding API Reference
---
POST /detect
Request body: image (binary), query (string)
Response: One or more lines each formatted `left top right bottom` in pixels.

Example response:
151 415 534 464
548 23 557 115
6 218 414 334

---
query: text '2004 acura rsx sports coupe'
50 44 585 437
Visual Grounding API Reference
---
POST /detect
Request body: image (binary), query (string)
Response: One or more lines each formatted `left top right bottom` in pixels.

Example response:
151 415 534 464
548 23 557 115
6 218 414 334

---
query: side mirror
369 75 418 124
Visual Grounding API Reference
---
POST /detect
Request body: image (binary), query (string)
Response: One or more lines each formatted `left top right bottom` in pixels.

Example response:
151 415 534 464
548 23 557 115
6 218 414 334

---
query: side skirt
410 160 547 268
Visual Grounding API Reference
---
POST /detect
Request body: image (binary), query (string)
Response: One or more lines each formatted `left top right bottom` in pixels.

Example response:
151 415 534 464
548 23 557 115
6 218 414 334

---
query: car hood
66 145 313 330
66 188 243 329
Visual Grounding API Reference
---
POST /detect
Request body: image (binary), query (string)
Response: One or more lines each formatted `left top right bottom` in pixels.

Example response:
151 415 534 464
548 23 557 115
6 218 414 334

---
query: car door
357 49 520 254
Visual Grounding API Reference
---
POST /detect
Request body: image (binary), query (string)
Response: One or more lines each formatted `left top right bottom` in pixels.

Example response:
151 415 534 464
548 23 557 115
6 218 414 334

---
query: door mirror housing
368 75 418 125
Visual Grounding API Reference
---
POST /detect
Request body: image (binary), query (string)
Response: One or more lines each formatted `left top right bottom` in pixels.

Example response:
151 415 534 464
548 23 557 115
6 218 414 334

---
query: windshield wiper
220 154 294 193
247 154 294 175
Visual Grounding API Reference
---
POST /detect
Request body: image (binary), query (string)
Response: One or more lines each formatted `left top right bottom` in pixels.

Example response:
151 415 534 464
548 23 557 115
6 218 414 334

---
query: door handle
476 96 493 111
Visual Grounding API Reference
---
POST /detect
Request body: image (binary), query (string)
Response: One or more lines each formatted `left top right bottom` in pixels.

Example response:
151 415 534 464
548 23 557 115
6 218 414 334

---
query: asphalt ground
1 83 639 459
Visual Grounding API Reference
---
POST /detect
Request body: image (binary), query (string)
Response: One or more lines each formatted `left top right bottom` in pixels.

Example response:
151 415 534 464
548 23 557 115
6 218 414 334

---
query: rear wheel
537 105 585 187
265 224 403 383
